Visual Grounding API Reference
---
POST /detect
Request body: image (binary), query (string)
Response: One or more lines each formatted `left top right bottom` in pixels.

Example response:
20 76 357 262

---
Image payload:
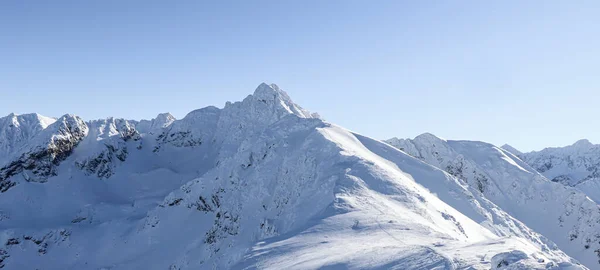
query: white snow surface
0 84 587 269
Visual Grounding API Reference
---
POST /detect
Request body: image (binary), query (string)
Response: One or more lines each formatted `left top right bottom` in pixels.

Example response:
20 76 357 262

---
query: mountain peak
0 113 58 163
1 113 56 129
248 82 313 119
414 132 446 143
132 112 176 134
252 82 286 100
572 139 593 148
156 112 175 119
154 112 176 125
501 144 523 156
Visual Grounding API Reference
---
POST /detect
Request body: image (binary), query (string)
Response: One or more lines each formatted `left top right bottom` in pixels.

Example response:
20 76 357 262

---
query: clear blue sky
1 1 599 152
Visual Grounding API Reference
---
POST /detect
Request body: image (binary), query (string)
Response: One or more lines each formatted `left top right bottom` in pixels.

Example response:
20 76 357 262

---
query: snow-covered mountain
386 135 600 269
0 113 56 165
510 141 600 204
0 84 587 269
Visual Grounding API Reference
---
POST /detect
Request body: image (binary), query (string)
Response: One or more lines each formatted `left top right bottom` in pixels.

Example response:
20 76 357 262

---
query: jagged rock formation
74 118 141 178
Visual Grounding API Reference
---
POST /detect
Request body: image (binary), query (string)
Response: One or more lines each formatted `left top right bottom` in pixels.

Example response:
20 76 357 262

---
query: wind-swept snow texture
0 84 586 269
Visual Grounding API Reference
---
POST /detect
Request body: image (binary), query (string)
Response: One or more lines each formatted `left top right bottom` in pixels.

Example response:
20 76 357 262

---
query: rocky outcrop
75 142 129 178
0 229 71 267
75 118 141 179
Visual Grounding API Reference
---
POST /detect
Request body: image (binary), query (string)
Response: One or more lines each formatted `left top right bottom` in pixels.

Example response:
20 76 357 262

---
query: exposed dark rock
76 142 129 179
154 130 202 152
0 248 8 268
71 217 87 223
168 198 183 206
5 238 19 246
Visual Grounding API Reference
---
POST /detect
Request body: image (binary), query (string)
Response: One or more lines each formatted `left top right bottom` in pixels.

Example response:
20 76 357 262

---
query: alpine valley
0 83 596 270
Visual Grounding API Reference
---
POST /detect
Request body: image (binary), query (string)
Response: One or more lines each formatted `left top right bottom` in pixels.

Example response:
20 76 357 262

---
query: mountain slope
0 84 586 269
517 140 600 204
387 134 600 268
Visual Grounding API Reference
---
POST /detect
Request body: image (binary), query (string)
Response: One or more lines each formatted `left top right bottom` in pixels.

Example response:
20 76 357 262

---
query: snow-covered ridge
387 134 600 268
515 139 600 206
519 139 600 186
0 83 588 269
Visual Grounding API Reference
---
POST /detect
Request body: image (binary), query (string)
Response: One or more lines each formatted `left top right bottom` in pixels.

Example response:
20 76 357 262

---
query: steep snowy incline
387 134 600 268
518 140 600 203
